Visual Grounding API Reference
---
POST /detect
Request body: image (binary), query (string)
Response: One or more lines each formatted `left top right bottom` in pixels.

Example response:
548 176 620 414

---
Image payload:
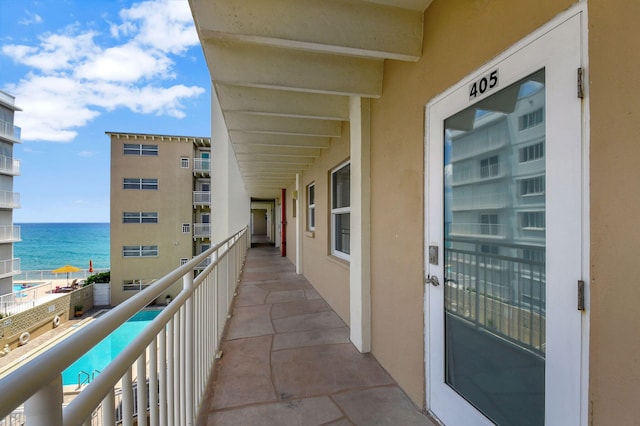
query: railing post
183 273 194 425
24 374 63 426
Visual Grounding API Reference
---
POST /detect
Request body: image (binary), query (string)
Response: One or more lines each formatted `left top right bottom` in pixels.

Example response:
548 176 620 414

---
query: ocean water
14 223 110 271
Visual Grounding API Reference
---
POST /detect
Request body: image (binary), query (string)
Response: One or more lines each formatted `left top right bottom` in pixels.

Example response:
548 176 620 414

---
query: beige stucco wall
587 0 640 422
368 0 575 408
110 136 194 306
300 123 351 324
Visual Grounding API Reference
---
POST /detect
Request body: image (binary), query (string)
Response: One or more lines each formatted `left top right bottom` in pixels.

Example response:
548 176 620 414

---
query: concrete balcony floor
197 244 437 425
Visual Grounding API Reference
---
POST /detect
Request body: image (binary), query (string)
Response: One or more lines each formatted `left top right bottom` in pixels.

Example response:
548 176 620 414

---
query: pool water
62 309 162 386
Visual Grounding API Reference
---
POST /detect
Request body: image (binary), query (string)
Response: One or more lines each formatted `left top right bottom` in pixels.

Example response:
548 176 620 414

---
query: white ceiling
189 0 433 199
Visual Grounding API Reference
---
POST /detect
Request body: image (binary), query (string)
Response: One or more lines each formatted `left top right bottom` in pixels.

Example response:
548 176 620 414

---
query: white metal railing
0 281 58 316
0 156 20 176
0 258 19 278
192 191 211 205
193 158 210 174
193 223 211 238
14 268 109 282
0 191 19 208
0 226 248 425
0 119 21 142
0 225 20 243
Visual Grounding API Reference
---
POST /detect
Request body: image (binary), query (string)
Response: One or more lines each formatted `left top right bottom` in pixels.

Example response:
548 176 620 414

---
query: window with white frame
182 223 191 233
521 211 545 229
519 175 545 196
307 183 315 231
331 162 350 259
519 141 545 162
123 212 158 224
479 213 499 235
480 155 500 178
123 245 158 257
122 279 154 291
180 157 189 168
123 178 158 190
179 258 189 265
518 107 544 131
123 143 158 156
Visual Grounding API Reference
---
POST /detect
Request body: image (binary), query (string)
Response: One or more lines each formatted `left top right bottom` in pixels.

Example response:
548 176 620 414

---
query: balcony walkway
197 245 436 425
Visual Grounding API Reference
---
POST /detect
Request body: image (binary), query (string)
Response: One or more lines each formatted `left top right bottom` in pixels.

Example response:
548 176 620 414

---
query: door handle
425 275 440 286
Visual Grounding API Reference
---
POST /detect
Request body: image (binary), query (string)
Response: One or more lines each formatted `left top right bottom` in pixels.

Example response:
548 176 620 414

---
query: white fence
0 227 248 425
14 268 109 282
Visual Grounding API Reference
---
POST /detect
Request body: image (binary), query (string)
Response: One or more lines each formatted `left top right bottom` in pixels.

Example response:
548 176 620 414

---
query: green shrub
86 271 110 285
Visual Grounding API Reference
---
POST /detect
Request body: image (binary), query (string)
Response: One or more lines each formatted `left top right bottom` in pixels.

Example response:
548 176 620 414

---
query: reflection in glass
443 70 546 425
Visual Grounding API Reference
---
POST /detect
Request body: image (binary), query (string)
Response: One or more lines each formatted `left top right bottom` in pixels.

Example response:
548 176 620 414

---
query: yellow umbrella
52 265 81 285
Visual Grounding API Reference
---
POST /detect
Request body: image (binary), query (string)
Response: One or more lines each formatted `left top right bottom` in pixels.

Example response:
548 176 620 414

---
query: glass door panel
443 70 546 425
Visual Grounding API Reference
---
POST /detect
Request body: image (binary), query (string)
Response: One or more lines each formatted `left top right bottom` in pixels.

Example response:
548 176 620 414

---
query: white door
425 8 586 426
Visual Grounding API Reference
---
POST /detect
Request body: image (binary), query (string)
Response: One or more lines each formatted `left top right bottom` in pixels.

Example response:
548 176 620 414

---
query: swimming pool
62 309 162 386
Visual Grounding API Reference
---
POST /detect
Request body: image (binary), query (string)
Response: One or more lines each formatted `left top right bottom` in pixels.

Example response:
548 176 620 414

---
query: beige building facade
190 0 639 424
108 132 211 306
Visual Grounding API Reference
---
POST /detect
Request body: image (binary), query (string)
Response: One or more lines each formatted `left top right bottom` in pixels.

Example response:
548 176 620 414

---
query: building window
523 248 545 263
122 279 154 291
123 178 158 190
520 141 545 163
518 107 544 130
123 212 158 224
182 223 191 233
331 162 350 260
519 176 545 196
180 157 189 168
123 143 158 156
180 258 189 265
480 213 499 235
307 183 315 231
123 245 158 257
480 156 499 178
521 211 545 229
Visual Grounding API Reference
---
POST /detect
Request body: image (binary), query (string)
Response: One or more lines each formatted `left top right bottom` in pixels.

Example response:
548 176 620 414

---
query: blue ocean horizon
14 223 110 271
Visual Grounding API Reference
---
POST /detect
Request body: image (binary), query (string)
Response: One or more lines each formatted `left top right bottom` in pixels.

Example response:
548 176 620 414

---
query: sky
0 0 211 223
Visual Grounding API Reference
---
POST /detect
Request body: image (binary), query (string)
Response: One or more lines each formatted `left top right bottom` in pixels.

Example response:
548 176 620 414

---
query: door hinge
577 67 584 99
577 280 585 311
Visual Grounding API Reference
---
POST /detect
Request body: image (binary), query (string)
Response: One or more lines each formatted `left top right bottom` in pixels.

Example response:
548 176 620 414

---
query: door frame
423 3 590 425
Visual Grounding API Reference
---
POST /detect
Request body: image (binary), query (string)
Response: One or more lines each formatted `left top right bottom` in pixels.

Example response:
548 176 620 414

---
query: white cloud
19 11 43 26
74 44 173 82
120 0 199 54
3 31 98 73
1 0 205 142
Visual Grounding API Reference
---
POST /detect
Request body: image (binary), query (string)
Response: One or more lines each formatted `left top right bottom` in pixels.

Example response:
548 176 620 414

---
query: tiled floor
197 245 437 425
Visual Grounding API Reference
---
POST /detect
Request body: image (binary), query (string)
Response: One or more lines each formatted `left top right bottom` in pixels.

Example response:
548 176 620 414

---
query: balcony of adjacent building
0 257 20 279
193 222 211 240
0 156 20 177
193 157 211 177
0 225 20 243
0 119 21 144
0 191 20 209
193 190 211 207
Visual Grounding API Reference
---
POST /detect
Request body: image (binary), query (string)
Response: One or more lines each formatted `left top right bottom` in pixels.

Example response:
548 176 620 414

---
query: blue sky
0 0 211 223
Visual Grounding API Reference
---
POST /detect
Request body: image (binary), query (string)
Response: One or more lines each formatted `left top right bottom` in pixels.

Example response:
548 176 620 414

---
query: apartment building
108 132 211 306
0 91 21 296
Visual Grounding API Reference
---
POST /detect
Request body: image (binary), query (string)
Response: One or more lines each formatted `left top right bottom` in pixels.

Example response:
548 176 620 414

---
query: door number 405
469 69 499 100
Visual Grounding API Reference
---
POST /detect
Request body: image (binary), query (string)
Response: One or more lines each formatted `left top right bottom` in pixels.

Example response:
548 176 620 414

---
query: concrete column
296 173 303 274
349 96 371 353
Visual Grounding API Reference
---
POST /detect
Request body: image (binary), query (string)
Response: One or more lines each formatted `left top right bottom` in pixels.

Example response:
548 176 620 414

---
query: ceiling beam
193 0 425 61
202 40 383 97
